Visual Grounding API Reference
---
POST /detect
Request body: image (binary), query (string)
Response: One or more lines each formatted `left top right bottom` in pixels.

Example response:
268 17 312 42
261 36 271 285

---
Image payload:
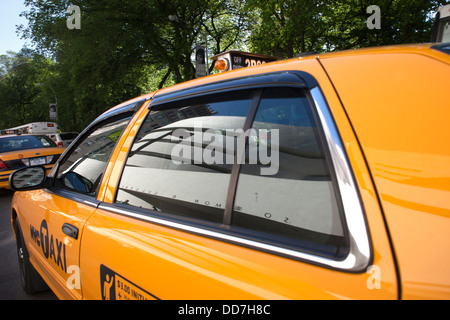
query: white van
47 132 79 148
5 122 60 134
28 122 59 134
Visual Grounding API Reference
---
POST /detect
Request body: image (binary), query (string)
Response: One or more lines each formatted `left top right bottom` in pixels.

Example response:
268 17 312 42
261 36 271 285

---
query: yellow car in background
8 43 450 300
0 134 64 189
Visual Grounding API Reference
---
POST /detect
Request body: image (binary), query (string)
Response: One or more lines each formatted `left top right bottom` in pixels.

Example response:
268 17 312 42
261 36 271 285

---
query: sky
0 0 31 56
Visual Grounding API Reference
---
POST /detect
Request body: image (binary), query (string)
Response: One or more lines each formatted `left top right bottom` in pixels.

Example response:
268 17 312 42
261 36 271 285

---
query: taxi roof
150 43 447 95
99 43 445 121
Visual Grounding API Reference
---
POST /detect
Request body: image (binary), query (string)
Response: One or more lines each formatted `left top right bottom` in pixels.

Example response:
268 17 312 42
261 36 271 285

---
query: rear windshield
0 135 57 153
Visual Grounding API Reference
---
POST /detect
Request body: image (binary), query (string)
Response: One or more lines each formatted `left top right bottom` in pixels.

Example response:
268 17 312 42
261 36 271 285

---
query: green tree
323 0 448 50
201 0 254 72
19 0 251 130
0 49 57 130
246 0 328 58
247 0 448 56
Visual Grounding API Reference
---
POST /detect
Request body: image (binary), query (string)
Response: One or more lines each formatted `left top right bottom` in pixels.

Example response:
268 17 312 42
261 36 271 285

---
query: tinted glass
60 133 79 140
0 135 57 152
56 117 130 196
232 88 347 255
115 91 255 223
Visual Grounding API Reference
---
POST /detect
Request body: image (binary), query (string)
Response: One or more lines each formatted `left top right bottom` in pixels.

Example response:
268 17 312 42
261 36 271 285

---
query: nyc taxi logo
30 219 67 272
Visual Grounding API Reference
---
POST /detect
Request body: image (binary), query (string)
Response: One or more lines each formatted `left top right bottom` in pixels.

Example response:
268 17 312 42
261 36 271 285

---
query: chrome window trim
309 86 371 271
98 203 357 269
46 187 101 209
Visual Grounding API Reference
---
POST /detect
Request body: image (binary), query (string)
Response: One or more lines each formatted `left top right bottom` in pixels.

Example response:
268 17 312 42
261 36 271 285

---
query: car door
16 109 137 299
79 60 399 299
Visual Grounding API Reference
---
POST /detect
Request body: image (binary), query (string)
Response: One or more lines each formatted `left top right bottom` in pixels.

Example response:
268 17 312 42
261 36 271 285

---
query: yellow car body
0 134 64 189
10 43 450 300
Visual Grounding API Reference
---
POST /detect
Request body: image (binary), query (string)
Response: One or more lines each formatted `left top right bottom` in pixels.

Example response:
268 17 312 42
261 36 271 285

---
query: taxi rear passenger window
232 88 346 256
115 87 348 259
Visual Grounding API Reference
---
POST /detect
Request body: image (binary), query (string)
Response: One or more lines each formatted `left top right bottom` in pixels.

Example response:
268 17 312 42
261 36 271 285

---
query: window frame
106 71 371 272
46 101 144 203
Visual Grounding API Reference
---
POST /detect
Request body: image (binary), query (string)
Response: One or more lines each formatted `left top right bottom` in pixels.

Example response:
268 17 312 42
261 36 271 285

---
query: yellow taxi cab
8 43 450 300
0 133 64 189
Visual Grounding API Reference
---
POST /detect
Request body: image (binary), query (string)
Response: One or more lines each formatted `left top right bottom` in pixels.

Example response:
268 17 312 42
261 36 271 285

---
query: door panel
14 105 140 299
80 207 394 299
16 189 95 299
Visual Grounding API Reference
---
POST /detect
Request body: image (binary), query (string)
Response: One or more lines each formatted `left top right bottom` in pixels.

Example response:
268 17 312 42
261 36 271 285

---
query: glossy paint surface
320 46 450 299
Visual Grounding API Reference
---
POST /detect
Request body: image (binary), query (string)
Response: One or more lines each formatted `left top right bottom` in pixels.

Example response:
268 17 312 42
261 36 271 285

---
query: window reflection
116 91 254 223
57 118 130 195
232 88 346 255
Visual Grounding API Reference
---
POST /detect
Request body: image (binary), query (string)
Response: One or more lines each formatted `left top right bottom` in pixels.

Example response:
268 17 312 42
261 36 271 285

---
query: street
0 189 57 300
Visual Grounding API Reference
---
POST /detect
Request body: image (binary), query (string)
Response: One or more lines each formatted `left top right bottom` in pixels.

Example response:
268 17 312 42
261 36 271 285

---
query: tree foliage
247 0 448 57
1 0 447 131
10 0 253 130
0 49 57 129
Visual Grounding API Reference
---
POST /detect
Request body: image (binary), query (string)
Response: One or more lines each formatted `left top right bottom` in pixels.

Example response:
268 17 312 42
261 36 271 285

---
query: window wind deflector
149 71 319 108
431 42 450 55
92 99 146 126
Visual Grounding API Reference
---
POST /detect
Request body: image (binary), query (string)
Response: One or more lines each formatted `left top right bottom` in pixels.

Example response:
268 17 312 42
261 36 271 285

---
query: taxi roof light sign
214 58 229 72
212 51 280 72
